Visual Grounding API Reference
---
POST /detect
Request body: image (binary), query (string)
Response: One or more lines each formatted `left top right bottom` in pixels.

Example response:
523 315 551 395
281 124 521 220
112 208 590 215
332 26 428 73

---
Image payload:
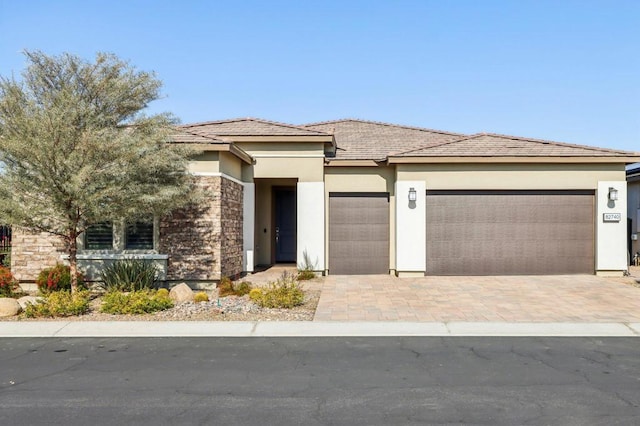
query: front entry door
274 188 296 262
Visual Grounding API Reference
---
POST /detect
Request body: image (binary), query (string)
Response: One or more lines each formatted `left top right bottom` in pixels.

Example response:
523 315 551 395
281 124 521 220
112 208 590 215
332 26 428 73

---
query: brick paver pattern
314 270 640 322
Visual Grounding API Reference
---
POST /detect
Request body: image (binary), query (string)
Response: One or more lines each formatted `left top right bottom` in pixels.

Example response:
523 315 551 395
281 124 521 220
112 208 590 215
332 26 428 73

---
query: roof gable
181 117 330 137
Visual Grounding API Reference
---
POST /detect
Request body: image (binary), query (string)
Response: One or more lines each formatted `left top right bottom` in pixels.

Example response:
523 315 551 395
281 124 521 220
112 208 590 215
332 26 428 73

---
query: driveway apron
314 273 640 322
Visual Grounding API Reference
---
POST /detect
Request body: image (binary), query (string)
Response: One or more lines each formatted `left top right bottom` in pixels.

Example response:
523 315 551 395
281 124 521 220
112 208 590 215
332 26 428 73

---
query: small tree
0 51 197 292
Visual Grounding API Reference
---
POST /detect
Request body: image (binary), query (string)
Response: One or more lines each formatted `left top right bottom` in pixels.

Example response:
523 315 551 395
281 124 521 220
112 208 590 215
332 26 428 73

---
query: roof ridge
302 118 464 137
181 117 331 135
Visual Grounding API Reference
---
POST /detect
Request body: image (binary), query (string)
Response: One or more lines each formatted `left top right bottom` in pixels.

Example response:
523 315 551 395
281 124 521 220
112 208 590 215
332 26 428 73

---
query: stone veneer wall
11 228 66 281
159 175 244 282
220 177 243 278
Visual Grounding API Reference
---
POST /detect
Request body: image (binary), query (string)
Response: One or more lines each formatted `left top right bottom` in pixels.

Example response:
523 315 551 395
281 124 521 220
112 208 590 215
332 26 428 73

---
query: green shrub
100 289 173 315
249 288 263 301
99 259 159 292
194 291 209 303
297 249 317 281
218 277 252 297
24 290 90 318
156 288 169 298
297 270 315 281
0 266 18 297
1 252 10 269
36 264 85 294
250 271 304 309
235 281 252 296
217 276 234 296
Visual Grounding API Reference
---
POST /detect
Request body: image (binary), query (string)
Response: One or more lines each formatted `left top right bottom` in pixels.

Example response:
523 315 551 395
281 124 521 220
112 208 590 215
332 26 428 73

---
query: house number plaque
603 213 622 222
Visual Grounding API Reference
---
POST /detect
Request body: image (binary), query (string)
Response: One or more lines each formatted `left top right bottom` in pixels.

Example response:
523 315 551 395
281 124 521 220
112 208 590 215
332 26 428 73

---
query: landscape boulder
169 283 194 304
17 296 43 310
0 298 21 317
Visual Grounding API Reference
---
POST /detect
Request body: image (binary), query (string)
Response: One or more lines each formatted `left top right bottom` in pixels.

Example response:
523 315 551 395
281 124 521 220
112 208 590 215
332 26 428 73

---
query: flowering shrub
0 266 18 297
36 264 85 294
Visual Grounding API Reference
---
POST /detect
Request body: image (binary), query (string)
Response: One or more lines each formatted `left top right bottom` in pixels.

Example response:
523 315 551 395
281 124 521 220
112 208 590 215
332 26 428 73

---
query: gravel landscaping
1 272 322 322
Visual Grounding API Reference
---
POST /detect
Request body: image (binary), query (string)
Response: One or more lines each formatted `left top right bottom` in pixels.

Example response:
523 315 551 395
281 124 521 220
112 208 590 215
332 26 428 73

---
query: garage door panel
426 191 594 275
329 194 390 275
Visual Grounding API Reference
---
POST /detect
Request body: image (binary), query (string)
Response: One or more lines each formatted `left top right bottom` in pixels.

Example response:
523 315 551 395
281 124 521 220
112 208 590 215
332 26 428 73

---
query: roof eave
388 156 640 164
187 143 253 164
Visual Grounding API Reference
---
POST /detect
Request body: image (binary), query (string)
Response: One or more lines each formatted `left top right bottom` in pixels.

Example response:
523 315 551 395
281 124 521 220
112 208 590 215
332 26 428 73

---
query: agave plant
99 259 159 292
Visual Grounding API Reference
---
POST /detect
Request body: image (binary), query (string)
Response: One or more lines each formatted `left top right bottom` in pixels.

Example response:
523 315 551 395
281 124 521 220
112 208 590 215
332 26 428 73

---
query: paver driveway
314 272 640 322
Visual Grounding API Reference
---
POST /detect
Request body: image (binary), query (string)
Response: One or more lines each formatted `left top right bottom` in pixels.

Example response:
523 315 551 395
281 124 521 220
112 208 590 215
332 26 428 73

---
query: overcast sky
1 0 638 151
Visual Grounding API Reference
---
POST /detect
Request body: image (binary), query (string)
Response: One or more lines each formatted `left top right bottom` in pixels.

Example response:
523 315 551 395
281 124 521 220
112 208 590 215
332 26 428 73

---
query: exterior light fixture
408 187 417 202
608 187 618 201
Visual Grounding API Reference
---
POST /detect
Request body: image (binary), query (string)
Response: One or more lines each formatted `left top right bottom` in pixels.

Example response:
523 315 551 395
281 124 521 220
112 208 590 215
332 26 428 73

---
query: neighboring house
11 118 640 283
628 164 640 263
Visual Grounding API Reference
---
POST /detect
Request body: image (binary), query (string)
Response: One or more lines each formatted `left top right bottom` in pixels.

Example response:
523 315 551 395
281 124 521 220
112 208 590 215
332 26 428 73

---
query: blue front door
274 188 296 262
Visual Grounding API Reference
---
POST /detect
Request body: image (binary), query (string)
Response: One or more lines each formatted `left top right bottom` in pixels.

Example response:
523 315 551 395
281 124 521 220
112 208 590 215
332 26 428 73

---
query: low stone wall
11 228 66 282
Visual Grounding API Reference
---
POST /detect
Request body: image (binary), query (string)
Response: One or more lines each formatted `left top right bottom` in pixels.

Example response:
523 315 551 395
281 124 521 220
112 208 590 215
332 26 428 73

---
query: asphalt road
1 337 639 425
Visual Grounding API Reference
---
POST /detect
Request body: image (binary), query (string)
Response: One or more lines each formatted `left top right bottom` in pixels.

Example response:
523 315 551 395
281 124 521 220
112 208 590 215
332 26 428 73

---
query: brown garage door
329 193 390 274
426 190 595 275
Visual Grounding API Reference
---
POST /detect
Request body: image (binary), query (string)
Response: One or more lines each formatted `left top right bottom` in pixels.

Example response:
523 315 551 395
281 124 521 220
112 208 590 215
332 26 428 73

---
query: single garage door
329 193 389 274
426 190 595 275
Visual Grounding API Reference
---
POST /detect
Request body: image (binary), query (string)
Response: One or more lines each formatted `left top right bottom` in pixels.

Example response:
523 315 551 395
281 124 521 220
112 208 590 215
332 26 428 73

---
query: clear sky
1 0 639 151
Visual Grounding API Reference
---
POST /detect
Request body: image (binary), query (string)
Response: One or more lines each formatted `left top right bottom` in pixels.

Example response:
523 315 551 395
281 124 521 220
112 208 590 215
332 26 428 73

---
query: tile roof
302 119 463 160
393 133 640 158
169 129 229 144
181 117 330 137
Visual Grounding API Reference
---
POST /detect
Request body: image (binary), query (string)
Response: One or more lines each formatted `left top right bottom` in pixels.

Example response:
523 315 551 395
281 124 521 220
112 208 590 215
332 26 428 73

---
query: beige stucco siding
219 152 243 181
397 163 625 189
245 157 323 182
188 152 219 174
188 152 243 181
324 166 396 272
235 142 325 156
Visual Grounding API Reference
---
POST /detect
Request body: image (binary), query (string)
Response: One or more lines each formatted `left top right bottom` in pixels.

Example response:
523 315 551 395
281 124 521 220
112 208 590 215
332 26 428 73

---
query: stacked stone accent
11 228 66 282
159 176 243 282
220 177 243 278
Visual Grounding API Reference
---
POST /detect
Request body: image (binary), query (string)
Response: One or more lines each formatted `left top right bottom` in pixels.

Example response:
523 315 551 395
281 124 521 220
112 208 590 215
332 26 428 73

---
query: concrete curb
1 321 639 337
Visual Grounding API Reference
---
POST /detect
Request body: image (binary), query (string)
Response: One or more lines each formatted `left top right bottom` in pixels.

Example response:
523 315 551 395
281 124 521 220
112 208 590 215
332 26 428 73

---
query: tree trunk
68 232 78 294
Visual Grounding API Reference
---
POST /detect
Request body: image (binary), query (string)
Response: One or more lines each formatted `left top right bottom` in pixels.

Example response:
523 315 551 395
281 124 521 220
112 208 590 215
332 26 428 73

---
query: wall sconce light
608 187 618 201
408 187 417 202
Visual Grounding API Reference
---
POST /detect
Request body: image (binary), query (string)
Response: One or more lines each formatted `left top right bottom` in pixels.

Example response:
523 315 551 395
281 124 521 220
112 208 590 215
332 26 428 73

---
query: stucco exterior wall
188 152 220 174
11 228 66 282
396 163 625 189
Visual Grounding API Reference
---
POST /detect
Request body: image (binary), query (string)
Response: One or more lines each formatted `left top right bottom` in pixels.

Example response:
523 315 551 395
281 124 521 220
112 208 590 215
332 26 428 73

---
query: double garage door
328 190 595 275
426 190 595 275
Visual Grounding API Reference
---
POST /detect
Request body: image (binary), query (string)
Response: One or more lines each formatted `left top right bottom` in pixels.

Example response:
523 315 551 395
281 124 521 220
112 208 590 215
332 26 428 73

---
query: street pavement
1 337 639 425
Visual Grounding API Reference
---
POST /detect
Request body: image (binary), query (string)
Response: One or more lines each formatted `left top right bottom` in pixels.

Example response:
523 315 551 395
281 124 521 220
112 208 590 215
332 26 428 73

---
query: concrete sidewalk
1 320 640 337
